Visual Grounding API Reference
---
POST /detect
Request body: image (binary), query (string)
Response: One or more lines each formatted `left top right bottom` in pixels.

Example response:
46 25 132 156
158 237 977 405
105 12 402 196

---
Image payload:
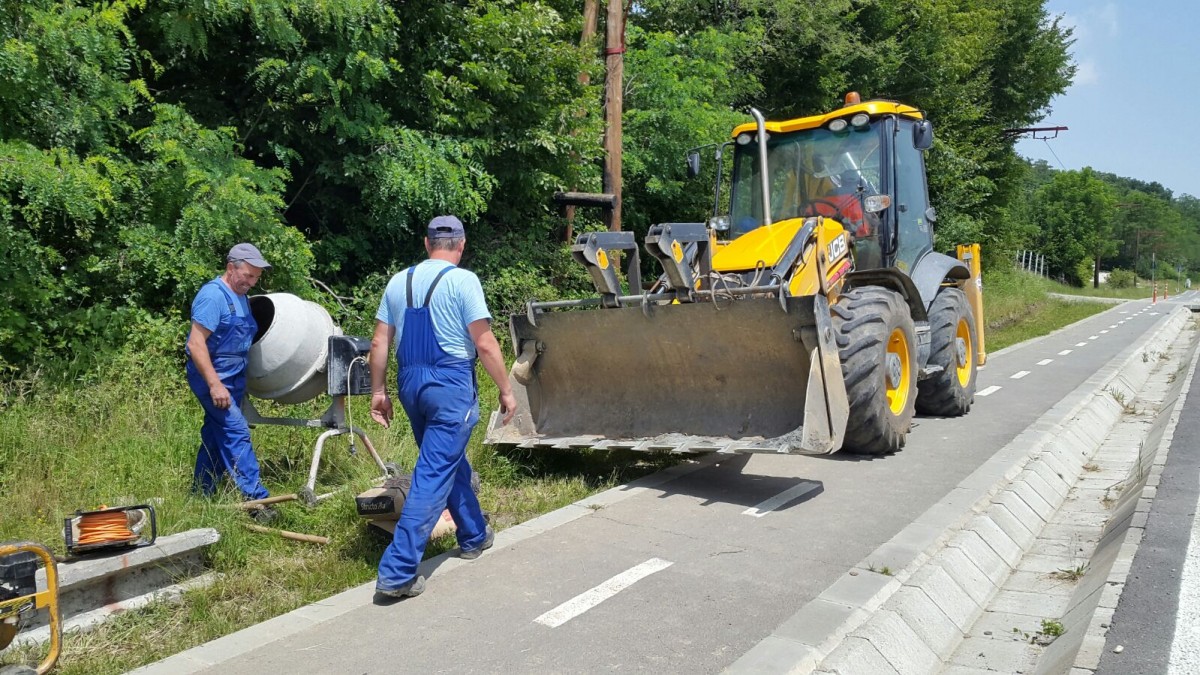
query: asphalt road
197 297 1183 674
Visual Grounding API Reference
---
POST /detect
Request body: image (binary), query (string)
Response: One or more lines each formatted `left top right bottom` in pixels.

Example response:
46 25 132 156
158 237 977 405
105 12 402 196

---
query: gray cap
227 242 272 269
427 215 465 240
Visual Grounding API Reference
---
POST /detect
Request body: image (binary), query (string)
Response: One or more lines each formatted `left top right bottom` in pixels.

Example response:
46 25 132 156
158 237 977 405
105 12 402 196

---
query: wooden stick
244 524 329 545
234 494 298 510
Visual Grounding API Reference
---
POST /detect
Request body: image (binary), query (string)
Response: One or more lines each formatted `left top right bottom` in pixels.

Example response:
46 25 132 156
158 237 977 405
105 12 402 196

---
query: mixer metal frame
244 397 395 505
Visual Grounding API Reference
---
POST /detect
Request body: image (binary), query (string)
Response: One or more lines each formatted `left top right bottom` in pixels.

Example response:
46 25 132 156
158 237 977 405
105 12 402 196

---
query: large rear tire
832 286 918 455
916 287 977 416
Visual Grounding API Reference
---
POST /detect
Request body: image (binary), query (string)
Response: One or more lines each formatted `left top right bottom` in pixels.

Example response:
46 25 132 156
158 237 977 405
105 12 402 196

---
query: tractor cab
718 95 937 275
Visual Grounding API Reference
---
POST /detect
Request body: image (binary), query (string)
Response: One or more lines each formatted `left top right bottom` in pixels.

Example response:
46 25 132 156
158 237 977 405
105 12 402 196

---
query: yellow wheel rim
955 318 973 388
885 327 912 415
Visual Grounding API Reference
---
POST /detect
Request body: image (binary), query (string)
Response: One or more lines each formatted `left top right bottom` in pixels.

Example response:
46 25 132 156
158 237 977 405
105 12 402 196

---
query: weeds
1101 482 1126 509
1107 386 1140 415
1050 563 1089 581
1040 619 1065 636
866 562 894 576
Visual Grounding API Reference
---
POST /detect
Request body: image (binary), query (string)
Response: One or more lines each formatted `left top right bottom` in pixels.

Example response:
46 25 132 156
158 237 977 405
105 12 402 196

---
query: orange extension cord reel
62 504 156 556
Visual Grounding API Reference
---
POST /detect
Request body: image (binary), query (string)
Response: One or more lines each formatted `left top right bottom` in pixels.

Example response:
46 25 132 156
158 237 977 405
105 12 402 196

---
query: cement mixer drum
247 293 341 404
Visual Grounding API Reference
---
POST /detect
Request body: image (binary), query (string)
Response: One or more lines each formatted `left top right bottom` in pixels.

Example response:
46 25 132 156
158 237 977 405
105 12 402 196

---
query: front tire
832 286 918 455
916 287 977 416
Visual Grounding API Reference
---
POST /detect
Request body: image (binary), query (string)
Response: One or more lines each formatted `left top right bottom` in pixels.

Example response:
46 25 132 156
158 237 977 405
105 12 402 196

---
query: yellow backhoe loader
486 94 986 456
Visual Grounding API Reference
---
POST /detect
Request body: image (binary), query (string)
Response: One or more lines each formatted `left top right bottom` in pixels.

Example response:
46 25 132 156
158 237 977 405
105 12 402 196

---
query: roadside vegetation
982 270 1115 352
0 265 1128 673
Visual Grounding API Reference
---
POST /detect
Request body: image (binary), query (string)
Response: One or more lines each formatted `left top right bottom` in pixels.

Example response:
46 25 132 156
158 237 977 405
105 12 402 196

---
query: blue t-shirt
376 260 492 360
188 277 252 356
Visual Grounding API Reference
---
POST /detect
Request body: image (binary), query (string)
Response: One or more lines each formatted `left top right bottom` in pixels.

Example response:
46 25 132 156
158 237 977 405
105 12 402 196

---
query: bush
1107 269 1135 288
1069 257 1094 287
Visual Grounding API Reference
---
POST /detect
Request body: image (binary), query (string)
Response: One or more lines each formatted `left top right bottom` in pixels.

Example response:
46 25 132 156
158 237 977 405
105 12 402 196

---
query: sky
1014 1 1200 198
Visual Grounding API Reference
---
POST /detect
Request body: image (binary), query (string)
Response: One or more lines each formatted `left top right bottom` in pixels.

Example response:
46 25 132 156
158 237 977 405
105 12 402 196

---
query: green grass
0 265 1123 672
983 269 1114 352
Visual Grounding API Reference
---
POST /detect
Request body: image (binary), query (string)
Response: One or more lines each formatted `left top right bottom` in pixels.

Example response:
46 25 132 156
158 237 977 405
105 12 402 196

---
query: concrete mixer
243 293 396 505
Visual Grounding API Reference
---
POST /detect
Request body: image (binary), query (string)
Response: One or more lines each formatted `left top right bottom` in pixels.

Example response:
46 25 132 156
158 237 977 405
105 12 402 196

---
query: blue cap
427 215 466 240
227 242 271 269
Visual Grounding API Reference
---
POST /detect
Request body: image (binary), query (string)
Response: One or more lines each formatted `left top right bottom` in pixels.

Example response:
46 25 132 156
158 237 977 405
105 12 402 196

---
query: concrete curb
18 528 220 643
1051 312 1200 673
14 572 221 649
727 306 1191 675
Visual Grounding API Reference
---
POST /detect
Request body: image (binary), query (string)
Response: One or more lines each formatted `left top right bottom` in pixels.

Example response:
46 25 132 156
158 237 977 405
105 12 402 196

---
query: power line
1042 137 1067 170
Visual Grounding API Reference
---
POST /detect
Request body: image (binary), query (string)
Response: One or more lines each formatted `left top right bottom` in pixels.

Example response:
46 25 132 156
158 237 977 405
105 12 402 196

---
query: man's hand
471 319 519 426
209 382 232 410
371 393 394 428
499 390 517 425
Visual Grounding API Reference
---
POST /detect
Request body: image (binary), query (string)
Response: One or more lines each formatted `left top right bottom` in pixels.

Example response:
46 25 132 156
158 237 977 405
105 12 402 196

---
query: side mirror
913 119 934 151
924 206 938 224
686 152 701 179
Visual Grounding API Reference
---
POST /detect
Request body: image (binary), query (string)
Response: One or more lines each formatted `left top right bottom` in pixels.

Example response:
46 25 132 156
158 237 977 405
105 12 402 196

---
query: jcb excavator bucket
485 293 849 454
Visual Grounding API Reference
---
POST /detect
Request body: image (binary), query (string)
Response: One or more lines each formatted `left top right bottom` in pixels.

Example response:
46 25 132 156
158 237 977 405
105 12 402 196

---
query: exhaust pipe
750 107 771 227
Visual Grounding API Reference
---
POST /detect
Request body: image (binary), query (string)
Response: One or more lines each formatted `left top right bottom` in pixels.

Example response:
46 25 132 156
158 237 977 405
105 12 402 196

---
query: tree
1034 168 1117 286
0 0 1083 373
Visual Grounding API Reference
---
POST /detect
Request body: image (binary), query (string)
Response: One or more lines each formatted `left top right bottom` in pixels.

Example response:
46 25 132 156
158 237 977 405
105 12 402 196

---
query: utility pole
562 0 599 243
603 0 624 231
552 1 624 233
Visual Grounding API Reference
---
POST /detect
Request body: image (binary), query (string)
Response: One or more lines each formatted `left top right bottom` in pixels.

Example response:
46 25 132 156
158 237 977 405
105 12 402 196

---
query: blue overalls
186 279 270 501
377 266 490 590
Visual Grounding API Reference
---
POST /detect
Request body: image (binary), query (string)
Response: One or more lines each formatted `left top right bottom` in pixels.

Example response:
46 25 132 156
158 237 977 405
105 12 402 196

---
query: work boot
249 506 279 524
375 575 425 600
459 526 494 560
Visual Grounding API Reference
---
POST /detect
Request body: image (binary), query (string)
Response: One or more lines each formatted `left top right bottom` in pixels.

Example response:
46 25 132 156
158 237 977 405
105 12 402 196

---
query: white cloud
1054 2 1115 88
1097 3 1119 37
1074 60 1100 86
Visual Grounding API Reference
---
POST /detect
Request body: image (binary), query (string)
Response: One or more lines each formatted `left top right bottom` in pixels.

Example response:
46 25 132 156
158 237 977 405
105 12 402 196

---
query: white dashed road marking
534 558 674 628
1037 359 1053 366
1089 335 1099 340
743 481 822 518
977 385 1002 397
1101 330 1109 334
1011 371 1030 380
1058 350 1073 355
1076 342 1088 347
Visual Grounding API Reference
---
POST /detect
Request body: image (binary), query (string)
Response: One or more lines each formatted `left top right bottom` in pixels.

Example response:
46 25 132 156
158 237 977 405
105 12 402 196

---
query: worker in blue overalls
185 243 273 516
369 215 516 599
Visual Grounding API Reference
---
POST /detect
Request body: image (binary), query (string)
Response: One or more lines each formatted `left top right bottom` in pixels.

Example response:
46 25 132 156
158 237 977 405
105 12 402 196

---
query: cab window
892 119 933 272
